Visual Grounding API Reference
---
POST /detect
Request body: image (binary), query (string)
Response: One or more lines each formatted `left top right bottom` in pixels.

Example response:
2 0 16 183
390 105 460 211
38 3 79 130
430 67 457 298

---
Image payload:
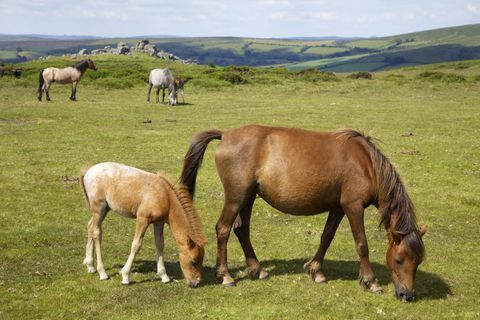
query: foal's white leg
120 217 149 285
154 222 171 283
83 217 96 273
92 207 109 280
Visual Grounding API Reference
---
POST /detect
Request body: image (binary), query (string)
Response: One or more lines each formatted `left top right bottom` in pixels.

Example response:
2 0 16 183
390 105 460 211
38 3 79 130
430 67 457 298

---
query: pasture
0 55 479 319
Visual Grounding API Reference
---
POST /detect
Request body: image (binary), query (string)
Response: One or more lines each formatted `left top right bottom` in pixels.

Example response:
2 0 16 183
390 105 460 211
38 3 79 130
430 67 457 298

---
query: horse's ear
419 224 428 237
388 231 402 245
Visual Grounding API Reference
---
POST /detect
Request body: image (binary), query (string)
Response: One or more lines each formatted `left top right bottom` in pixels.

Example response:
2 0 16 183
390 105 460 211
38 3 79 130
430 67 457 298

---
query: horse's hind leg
120 216 149 285
233 193 269 280
147 84 152 103
155 87 160 104
83 217 97 273
44 83 51 101
162 86 166 103
153 222 171 283
90 201 109 280
304 207 345 283
343 201 382 293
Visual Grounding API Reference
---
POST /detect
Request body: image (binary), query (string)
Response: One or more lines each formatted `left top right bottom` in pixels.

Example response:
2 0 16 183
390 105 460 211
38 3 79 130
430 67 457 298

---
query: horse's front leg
343 201 382 293
304 208 344 283
162 86 166 104
120 216 149 285
70 82 77 101
153 222 171 283
155 87 160 104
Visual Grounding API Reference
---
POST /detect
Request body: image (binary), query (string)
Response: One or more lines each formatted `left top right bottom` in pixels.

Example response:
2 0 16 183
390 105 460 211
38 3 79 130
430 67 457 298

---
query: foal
174 77 185 104
37 59 97 101
80 162 206 287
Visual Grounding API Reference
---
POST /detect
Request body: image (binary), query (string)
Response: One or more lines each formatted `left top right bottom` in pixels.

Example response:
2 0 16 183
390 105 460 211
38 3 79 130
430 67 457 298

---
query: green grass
344 39 393 49
1 56 480 319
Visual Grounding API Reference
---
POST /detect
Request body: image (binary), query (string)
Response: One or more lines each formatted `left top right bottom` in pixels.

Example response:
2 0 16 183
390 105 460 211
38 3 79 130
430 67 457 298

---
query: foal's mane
336 130 424 260
157 175 206 247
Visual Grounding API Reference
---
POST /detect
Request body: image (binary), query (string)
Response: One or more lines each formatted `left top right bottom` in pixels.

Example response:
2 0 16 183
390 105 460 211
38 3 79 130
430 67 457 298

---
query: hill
1 24 480 71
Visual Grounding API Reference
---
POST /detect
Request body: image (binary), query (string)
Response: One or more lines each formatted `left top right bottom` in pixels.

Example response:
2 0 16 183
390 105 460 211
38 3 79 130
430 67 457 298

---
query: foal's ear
388 231 402 245
419 224 428 237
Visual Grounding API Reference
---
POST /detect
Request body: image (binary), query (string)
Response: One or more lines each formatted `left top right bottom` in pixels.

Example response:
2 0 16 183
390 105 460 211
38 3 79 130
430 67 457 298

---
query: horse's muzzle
396 289 415 302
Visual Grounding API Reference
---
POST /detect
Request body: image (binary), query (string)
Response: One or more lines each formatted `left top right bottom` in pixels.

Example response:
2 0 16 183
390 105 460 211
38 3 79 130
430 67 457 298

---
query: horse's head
178 237 204 288
87 59 98 71
168 83 178 105
386 225 427 302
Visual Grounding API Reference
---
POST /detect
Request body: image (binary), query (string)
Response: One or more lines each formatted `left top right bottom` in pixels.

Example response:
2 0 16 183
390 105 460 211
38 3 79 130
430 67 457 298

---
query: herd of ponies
37 58 184 104
38 59 428 302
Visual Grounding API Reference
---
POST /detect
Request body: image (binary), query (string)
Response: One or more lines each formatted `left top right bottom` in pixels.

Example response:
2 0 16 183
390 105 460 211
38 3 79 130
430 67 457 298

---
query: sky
0 0 479 38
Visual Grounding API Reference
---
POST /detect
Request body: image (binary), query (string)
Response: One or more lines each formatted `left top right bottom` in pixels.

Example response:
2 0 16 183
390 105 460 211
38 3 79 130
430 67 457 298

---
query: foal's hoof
160 275 171 283
314 273 327 284
259 269 269 280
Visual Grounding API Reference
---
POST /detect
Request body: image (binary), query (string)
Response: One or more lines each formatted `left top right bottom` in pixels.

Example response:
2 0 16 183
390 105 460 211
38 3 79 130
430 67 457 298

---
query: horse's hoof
160 275 171 283
87 267 96 274
222 280 236 287
121 281 130 286
259 269 269 280
314 273 327 284
99 275 110 281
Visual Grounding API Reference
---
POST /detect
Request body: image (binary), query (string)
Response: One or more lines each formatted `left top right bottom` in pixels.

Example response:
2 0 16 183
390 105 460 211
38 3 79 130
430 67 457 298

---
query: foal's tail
180 129 223 197
79 166 91 208
37 69 45 97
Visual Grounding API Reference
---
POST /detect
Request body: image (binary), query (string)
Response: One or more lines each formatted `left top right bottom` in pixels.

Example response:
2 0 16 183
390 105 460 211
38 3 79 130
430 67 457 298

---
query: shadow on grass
111 258 450 300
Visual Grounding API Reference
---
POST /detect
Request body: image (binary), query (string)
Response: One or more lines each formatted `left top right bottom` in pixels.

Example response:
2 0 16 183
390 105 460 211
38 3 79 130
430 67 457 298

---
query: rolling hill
1 23 479 72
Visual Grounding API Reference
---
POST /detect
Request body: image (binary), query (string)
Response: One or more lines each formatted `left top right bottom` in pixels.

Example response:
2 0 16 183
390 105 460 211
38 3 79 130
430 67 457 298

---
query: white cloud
467 3 478 13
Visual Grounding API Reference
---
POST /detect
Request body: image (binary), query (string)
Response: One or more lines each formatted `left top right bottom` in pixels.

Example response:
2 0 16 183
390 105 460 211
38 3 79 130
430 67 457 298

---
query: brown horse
38 58 97 101
181 125 427 301
80 162 206 287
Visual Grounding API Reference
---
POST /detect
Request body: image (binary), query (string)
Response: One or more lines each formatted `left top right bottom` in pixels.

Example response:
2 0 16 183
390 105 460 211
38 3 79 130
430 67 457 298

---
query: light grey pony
147 68 178 105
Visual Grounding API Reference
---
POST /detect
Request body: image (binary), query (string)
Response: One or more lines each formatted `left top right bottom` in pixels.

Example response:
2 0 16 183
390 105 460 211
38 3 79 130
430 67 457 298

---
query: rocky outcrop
40 40 197 64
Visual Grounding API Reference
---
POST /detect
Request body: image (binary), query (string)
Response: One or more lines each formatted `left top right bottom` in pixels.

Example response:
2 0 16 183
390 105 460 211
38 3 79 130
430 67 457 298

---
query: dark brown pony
181 125 427 301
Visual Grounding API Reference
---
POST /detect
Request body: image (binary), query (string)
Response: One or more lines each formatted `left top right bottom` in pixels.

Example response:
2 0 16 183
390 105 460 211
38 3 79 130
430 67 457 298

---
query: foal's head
386 225 427 302
87 59 98 71
178 238 205 288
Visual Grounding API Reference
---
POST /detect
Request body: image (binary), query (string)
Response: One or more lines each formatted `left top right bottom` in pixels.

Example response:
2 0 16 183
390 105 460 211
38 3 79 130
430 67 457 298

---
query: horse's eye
394 257 403 265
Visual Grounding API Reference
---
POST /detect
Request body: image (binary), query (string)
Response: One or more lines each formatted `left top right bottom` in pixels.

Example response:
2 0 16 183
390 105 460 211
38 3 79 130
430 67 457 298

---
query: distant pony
37 59 97 101
174 77 186 104
147 68 178 105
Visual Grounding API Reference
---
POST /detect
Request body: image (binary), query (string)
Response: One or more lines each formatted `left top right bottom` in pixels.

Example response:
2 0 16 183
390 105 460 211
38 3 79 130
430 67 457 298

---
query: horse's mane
157 174 206 247
336 129 425 261
74 60 89 72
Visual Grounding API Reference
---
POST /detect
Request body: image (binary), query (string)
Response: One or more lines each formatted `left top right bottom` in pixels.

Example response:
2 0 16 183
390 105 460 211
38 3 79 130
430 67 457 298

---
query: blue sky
0 0 479 38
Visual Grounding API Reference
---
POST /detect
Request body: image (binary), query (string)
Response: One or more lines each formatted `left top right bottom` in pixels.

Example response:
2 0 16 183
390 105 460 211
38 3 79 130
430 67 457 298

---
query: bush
348 72 372 80
418 71 465 83
295 68 338 82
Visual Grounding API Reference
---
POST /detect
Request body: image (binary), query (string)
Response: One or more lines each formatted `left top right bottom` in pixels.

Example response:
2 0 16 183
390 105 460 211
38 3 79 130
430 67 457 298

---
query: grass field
1 55 480 319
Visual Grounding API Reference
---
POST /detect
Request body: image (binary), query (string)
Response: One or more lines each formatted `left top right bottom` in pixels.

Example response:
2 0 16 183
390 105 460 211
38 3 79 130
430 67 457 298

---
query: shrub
348 72 372 80
295 68 338 82
418 71 465 83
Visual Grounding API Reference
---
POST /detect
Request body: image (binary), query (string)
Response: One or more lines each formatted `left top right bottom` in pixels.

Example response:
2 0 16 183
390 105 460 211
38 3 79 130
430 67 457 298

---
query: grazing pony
181 125 427 301
37 58 97 101
147 68 178 105
80 162 206 287
174 77 186 104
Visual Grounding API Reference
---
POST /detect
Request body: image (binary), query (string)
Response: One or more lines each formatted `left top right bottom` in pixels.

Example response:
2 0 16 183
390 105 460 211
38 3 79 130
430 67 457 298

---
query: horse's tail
180 129 223 197
79 166 92 208
37 69 44 94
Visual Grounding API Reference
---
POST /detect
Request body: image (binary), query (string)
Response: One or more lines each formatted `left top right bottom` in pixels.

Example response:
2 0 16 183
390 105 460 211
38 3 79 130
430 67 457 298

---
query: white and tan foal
80 162 206 287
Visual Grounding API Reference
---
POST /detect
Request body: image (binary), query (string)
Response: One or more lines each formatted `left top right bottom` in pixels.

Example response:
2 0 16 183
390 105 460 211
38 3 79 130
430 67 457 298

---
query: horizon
1 22 478 40
1 1 479 39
